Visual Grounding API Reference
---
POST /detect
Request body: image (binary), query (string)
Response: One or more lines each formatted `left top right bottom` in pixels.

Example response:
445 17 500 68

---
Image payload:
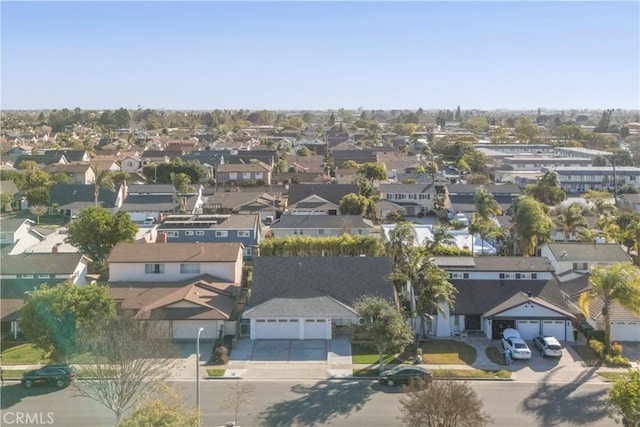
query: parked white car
501 328 532 360
533 335 563 357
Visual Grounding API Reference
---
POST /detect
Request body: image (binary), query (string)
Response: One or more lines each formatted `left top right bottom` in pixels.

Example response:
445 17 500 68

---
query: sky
1 1 639 111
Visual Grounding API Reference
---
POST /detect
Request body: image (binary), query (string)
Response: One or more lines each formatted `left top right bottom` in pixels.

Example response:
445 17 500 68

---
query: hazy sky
2 1 639 111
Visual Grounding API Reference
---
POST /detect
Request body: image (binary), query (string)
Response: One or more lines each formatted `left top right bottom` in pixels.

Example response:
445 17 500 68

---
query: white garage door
173 321 218 340
542 320 567 341
612 322 640 341
304 319 329 339
517 320 540 340
254 319 299 339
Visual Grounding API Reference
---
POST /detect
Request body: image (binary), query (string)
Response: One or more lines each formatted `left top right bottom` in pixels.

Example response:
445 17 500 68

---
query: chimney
156 233 167 243
52 243 60 254
527 290 532 298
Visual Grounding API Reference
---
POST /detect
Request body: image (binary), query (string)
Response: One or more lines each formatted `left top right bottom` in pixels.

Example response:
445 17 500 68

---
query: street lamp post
196 327 204 426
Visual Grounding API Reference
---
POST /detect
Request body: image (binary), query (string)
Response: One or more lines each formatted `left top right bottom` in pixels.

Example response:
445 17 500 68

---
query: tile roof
107 242 242 263
245 256 395 317
1 253 90 274
543 243 632 263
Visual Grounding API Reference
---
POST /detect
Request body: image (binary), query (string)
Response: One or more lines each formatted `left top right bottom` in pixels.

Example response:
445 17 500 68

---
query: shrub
604 354 631 368
589 339 605 357
610 342 623 356
210 344 229 365
585 329 606 342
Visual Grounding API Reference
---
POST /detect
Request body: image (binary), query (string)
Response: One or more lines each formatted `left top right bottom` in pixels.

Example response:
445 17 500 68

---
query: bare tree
220 382 253 427
398 379 493 427
74 314 178 425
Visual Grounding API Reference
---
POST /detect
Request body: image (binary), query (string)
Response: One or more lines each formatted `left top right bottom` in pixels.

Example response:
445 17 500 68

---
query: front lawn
485 347 507 365
351 344 402 365
598 371 629 382
419 340 477 364
0 343 49 365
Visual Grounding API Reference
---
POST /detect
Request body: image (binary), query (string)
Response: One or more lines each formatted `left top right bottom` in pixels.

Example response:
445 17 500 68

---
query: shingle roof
287 184 359 205
107 242 242 263
433 256 554 272
48 184 117 208
44 162 92 174
484 291 575 318
0 218 32 233
245 256 395 317
1 253 90 274
269 215 373 229
218 162 271 173
544 243 632 263
0 180 20 195
448 194 515 213
379 183 434 193
446 183 521 195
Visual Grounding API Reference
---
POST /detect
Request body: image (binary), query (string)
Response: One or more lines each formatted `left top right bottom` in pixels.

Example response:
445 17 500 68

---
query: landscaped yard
570 345 601 367
351 344 403 365
419 340 477 364
0 343 49 365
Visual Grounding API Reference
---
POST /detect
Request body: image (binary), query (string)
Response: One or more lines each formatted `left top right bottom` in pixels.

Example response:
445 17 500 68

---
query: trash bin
573 329 579 341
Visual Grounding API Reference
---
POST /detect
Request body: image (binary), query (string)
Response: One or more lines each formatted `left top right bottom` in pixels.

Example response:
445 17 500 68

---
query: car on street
501 328 532 360
378 365 433 387
533 335 563 357
21 364 77 389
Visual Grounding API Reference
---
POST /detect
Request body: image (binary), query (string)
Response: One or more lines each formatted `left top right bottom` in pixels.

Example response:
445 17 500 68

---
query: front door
465 315 481 330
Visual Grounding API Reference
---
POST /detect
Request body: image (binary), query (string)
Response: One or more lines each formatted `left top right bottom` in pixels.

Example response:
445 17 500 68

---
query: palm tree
427 224 454 254
474 186 502 219
553 202 588 242
579 263 640 353
170 172 195 213
93 168 115 207
386 222 417 268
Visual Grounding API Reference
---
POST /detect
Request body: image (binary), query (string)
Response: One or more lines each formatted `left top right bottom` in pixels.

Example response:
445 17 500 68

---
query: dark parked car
21 364 77 389
378 366 433 387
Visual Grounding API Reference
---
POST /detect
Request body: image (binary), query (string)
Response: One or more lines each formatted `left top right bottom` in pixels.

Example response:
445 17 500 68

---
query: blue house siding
156 228 258 260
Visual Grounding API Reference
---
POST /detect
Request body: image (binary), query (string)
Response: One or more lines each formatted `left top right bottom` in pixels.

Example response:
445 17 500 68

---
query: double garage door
173 320 218 340
254 318 329 340
516 320 567 341
612 322 640 341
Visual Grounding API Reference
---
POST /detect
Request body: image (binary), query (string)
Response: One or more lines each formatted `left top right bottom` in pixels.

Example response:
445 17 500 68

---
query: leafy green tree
0 192 13 212
553 202 587 242
19 281 116 361
358 162 387 187
352 296 414 371
50 172 72 185
339 193 370 215
65 207 138 264
117 382 199 427
606 369 640 426
511 196 553 256
386 222 418 268
23 168 50 191
399 379 493 427
514 115 542 143
26 186 50 206
341 160 360 169
579 263 640 354
93 168 115 207
524 170 566 206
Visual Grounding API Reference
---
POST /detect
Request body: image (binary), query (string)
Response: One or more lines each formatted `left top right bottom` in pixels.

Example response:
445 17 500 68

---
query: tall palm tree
93 168 115 207
579 263 640 353
553 202 588 242
386 222 417 269
474 186 502 219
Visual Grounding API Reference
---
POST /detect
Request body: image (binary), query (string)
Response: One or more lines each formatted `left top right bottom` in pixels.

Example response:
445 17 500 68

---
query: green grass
351 344 401 365
206 369 225 377
485 347 507 365
598 372 629 382
0 343 49 365
570 345 602 367
419 340 477 364
352 367 511 379
2 369 28 379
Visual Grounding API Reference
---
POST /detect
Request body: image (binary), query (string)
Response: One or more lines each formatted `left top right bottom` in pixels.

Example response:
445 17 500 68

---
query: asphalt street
0 378 618 427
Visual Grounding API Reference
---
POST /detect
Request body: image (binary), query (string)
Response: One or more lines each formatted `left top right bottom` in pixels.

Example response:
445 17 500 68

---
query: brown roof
107 242 242 263
44 162 93 173
1 253 90 275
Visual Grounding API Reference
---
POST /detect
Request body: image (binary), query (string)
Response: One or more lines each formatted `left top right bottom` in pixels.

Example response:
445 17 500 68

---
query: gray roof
48 184 117 208
0 218 31 233
543 243 631 263
1 253 90 274
270 215 373 229
379 183 435 193
287 184 359 205
434 256 554 272
244 256 395 317
484 291 575 319
448 194 516 214
0 180 20 195
446 183 521 195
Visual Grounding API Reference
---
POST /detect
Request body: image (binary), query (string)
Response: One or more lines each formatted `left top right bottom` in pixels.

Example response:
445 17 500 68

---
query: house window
229 172 237 180
243 247 253 256
145 264 165 274
318 229 325 235
419 194 427 200
165 231 179 238
38 274 52 279
573 262 588 271
180 263 200 274
243 172 251 179
195 231 205 236
237 230 250 237
20 274 34 279
255 172 263 179
185 231 194 236
531 273 537 279
215 230 228 237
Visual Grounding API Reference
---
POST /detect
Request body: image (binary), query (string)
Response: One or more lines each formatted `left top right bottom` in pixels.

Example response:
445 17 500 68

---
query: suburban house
107 241 245 340
445 183 520 218
0 252 92 338
13 153 68 169
285 184 359 216
378 183 446 216
44 162 96 185
217 162 272 187
242 256 396 340
269 215 374 238
429 256 575 341
204 191 281 221
48 183 119 217
0 218 49 254
618 193 640 212
538 242 632 282
154 214 261 259
120 155 145 174
119 183 205 222
0 180 23 211
374 199 408 221
498 156 593 172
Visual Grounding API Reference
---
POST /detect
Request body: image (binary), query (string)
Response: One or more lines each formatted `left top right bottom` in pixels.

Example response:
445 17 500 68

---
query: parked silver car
501 328 532 360
533 335 563 357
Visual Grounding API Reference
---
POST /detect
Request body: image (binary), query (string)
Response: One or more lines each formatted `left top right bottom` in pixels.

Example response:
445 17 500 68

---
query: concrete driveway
620 341 640 363
171 340 215 379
